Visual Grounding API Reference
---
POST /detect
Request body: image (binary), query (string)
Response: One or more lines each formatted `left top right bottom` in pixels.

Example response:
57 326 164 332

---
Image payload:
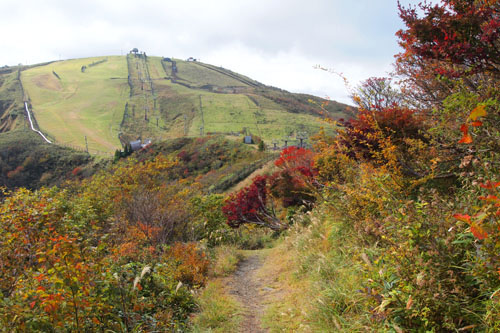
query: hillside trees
0 136 279 330
0 130 94 190
80 154 203 248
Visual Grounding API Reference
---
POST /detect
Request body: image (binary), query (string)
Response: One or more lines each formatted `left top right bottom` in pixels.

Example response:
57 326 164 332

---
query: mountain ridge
0 53 351 153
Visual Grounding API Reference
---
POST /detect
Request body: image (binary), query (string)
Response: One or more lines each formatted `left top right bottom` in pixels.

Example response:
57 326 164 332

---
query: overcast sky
0 0 423 104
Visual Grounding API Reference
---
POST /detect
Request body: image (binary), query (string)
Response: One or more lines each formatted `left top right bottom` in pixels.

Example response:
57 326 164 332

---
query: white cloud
0 0 414 103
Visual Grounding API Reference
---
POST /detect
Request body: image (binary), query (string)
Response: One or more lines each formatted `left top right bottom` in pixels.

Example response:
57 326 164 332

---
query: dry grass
274 207 385 332
258 243 313 332
190 279 243 332
31 73 62 91
211 245 244 277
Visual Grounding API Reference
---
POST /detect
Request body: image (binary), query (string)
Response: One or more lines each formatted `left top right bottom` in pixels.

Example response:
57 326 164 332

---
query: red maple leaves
397 0 500 77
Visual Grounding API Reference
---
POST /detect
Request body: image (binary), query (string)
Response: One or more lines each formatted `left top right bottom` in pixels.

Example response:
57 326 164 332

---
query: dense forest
0 0 499 331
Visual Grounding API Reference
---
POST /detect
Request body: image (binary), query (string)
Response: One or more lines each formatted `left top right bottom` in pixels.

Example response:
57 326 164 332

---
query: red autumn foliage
177 150 190 162
71 167 82 176
339 106 426 160
275 146 315 171
397 0 500 77
480 181 500 189
270 147 317 207
222 175 285 231
7 165 24 179
458 124 473 144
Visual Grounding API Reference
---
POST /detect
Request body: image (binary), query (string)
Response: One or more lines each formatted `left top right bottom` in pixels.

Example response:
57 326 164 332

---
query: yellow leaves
458 104 487 144
352 94 362 105
468 105 487 121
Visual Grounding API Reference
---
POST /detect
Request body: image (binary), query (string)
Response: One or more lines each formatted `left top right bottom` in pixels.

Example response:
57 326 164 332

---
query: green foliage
258 140 265 151
113 143 133 163
191 194 233 246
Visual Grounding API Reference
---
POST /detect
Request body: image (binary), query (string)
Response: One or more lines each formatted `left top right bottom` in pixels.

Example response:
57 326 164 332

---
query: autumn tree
351 77 406 110
269 146 317 207
395 0 500 106
222 175 286 231
397 0 500 77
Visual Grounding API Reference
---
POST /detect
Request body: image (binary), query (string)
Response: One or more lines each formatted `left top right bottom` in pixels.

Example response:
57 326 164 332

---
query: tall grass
211 245 244 277
191 245 244 332
273 207 387 331
190 280 242 333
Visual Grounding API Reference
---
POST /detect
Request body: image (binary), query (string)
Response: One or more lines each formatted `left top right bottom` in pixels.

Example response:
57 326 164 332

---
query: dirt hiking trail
227 250 286 333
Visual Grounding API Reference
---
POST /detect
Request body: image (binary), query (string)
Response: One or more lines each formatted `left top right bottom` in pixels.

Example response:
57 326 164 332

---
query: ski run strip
24 102 52 144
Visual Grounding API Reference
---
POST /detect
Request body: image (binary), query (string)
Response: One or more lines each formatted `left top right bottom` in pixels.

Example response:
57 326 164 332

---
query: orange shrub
167 242 210 287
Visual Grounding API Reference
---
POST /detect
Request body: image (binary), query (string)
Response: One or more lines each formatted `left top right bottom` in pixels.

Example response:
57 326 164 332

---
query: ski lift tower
272 139 279 151
283 136 292 148
296 131 308 148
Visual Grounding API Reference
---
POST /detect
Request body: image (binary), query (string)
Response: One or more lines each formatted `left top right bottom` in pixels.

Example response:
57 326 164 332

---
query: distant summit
1 54 351 153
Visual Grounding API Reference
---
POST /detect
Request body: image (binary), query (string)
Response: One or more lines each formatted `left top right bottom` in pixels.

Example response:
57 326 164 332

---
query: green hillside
0 67 25 132
9 53 350 153
21 56 128 153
